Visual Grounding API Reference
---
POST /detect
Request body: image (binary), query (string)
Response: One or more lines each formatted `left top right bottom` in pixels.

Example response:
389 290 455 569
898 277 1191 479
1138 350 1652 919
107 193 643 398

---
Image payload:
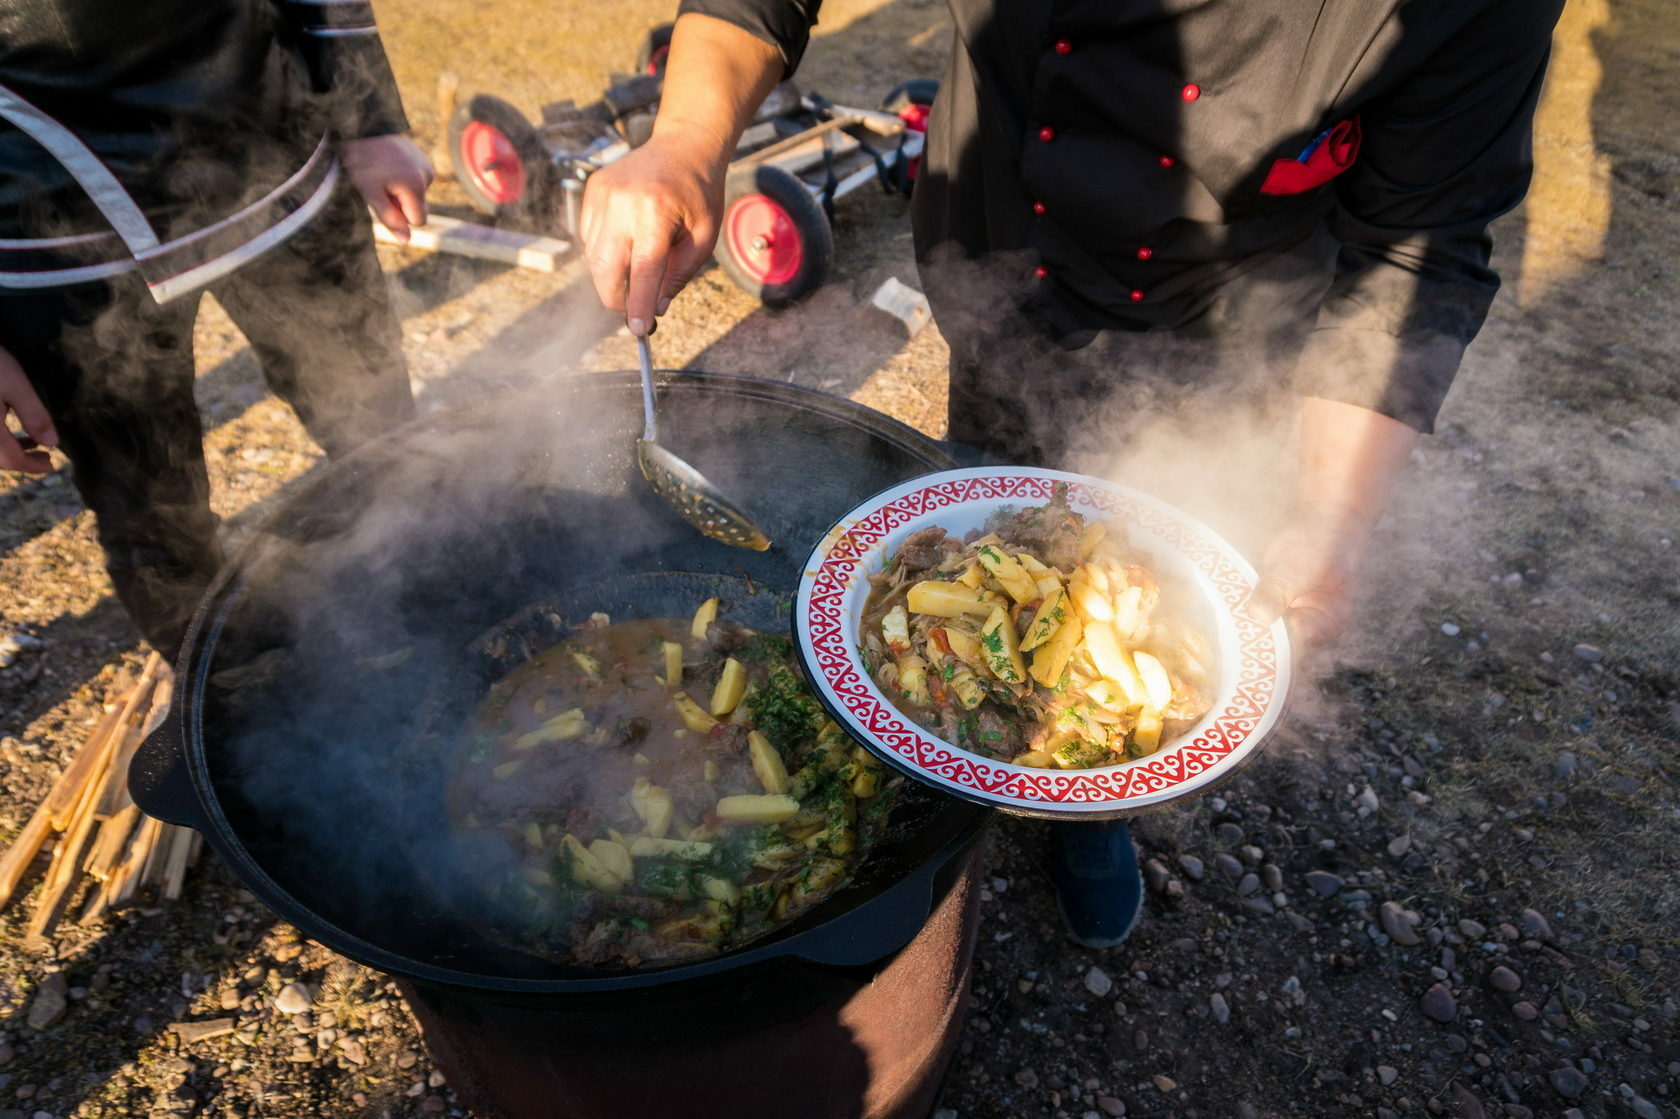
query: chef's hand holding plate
1246 397 1419 650
0 343 57 476
580 14 783 336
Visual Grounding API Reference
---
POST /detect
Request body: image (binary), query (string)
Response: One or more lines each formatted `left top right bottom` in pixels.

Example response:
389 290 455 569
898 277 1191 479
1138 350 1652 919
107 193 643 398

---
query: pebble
167 1018 234 1044
1379 902 1422 947
1554 750 1577 780
421 1096 447 1113
1237 873 1260 897
1210 993 1230 1024
1260 864 1283 892
1015 1066 1040 1089
1152 1075 1177 1092
1377 1065 1399 1086
1450 1083 1486 1119
1084 967 1114 999
0 1041 12 1066
1142 859 1170 893
1214 853 1244 881
1519 908 1553 941
1355 786 1380 815
1097 1096 1126 1117
1305 871 1344 898
1441 623 1461 637
1549 1067 1588 1098
25 973 68 1031
1177 855 1204 881
1459 919 1487 939
1489 966 1522 993
1386 835 1412 857
1571 643 1603 663
1511 1001 1539 1021
273 983 313 1015
1628 1098 1662 1119
1215 822 1244 844
1420 983 1458 1023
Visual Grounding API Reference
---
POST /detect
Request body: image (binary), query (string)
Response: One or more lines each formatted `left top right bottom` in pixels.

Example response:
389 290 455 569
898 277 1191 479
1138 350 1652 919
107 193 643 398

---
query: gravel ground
3 1 1678 1117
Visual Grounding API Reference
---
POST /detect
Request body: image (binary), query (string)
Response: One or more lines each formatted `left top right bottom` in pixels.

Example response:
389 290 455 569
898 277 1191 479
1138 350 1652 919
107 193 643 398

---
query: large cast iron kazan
129 371 987 1005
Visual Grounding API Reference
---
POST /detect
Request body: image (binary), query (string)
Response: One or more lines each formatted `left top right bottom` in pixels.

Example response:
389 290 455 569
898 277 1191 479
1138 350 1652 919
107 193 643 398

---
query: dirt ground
2 1 1678 1117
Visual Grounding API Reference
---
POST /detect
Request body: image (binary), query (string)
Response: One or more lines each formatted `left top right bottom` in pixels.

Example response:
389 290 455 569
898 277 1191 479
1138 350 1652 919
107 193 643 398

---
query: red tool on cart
447 24 936 306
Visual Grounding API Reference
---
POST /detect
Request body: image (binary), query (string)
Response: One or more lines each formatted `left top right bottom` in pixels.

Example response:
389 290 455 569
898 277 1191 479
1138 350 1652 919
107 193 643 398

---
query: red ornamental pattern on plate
805 473 1281 804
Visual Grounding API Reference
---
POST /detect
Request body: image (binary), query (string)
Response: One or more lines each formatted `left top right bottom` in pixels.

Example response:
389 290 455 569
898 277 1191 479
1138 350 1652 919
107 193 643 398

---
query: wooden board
372 213 572 272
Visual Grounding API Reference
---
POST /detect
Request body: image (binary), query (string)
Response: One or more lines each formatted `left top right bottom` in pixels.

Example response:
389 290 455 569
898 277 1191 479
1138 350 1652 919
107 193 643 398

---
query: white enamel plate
793 467 1292 818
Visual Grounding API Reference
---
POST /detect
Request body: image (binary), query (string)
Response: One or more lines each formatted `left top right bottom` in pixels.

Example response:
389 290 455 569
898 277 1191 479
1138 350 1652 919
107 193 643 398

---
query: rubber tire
636 24 675 78
880 78 940 115
713 165 833 307
449 94 553 225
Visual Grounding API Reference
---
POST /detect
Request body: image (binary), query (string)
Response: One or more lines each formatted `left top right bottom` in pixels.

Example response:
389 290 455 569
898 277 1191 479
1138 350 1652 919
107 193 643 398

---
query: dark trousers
0 184 413 656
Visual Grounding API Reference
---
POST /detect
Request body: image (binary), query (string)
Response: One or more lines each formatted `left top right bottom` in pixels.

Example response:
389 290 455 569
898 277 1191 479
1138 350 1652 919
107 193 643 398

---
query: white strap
0 81 161 253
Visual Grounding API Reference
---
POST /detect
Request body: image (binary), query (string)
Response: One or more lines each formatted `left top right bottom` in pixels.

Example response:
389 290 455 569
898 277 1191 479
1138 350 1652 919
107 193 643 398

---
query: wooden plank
372 213 571 272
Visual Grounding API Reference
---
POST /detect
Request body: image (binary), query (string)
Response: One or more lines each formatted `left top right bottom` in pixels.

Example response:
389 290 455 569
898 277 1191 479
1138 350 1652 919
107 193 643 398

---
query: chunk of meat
702 621 754 655
974 705 1025 759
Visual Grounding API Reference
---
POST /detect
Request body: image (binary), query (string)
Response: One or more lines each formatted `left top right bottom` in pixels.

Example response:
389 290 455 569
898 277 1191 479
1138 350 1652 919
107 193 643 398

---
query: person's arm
1252 0 1561 647
579 10 804 333
1 344 57 475
272 0 433 240
1246 398 1417 647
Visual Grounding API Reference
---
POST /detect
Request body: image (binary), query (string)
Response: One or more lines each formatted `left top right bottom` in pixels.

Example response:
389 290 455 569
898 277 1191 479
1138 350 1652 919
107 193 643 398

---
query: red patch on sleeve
1260 118 1362 195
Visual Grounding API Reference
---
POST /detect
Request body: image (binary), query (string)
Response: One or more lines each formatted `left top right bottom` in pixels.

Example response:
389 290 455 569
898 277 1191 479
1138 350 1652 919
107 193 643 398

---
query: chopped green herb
981 731 1003 741
980 629 1004 655
943 663 956 680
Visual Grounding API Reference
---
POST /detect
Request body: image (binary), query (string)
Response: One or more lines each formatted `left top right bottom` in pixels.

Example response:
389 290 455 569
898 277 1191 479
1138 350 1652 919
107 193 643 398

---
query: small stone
25 973 68 1031
1441 623 1461 637
1142 859 1170 894
1097 1096 1126 1117
1152 1075 1177 1092
1378 1065 1399 1086
1015 1066 1040 1090
396 1049 420 1069
273 983 313 1015
1084 967 1114 998
1214 853 1244 881
1518 909 1553 941
421 1097 446 1114
1571 644 1603 663
1628 1098 1662 1119
1458 918 1487 939
340 1038 367 1066
168 1018 235 1044
1380 902 1423 947
1420 983 1458 1023
218 988 241 1011
1210 993 1230 1024
1489 966 1522 993
1305 870 1344 898
1387 835 1412 857
1549 1067 1588 1097
1216 822 1244 844
1177 855 1205 881
1511 1001 1538 1021
1355 786 1380 815
1450 1083 1486 1119
1260 864 1284 893
1554 751 1577 780
1238 844 1263 866
0 1042 12 1065
1237 873 1260 897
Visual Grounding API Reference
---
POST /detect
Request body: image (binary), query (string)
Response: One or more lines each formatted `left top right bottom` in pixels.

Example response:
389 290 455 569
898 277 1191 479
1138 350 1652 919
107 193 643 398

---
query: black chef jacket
0 0 407 300
679 0 1562 432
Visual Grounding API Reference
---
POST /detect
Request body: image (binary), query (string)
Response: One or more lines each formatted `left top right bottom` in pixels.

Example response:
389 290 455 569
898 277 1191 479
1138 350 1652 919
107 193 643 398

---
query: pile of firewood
0 653 202 944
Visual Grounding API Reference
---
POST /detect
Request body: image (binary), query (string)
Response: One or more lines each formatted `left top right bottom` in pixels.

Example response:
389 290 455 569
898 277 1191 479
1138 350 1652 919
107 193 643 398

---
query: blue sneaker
1052 821 1143 949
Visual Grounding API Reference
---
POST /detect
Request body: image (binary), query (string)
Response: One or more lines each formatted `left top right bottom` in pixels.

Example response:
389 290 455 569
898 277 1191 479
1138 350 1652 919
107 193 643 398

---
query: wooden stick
0 808 57 912
83 803 142 883
433 72 460 180
110 815 164 907
161 825 197 901
138 821 175 890
46 653 161 828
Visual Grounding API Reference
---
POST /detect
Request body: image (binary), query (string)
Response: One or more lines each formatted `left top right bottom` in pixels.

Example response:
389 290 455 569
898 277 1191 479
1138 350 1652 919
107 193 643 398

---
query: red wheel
713 165 832 306
636 24 675 78
448 94 554 224
723 195 804 287
458 121 527 206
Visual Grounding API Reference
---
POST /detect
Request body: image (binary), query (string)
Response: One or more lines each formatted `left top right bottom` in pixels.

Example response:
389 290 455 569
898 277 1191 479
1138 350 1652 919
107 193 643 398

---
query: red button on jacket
1034 266 1049 279
1129 289 1145 302
1136 246 1153 261
1260 118 1362 195
1181 84 1201 102
1158 155 1176 169
1038 126 1055 142
1054 38 1072 55
1033 201 1047 215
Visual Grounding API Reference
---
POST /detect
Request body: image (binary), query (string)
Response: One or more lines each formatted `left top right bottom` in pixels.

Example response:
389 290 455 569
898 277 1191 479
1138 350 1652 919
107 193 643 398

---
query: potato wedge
1076 520 1107 560
690 596 719 639
512 708 589 750
1111 584 1144 640
1131 707 1164 754
672 690 718 732
562 834 624 893
1131 650 1175 710
907 580 1005 618
976 544 1039 604
1019 588 1070 652
1017 553 1065 599
1028 611 1084 689
715 794 801 825
662 640 684 688
748 730 790 795
588 838 634 884
1069 579 1114 623
629 779 675 838
896 653 932 706
709 657 748 716
955 562 986 589
980 606 1029 688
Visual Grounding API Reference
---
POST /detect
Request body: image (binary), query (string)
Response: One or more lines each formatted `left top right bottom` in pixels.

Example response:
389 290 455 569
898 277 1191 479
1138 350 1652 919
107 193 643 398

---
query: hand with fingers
580 132 731 336
341 134 435 243
576 13 784 334
1 343 58 475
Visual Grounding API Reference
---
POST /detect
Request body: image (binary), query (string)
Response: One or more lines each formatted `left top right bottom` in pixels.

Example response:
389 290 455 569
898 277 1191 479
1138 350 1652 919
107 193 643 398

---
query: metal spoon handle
636 334 658 442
